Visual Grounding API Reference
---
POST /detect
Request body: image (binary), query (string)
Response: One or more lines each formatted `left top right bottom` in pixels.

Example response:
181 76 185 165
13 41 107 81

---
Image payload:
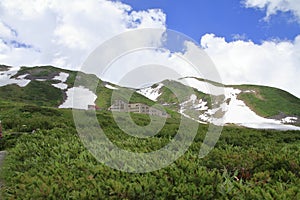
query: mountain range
0 64 299 130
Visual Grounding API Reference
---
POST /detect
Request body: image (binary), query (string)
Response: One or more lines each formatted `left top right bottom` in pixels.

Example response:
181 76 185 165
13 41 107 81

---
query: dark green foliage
0 66 300 199
0 103 300 199
19 105 61 117
0 133 22 151
0 81 64 106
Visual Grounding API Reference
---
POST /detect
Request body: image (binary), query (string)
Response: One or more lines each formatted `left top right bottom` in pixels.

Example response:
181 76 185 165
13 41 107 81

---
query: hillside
0 65 155 109
0 65 300 198
234 85 300 118
0 65 299 130
138 77 300 129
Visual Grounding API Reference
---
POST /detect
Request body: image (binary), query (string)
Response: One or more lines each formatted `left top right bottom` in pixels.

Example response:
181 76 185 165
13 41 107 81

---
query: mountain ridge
0 64 299 130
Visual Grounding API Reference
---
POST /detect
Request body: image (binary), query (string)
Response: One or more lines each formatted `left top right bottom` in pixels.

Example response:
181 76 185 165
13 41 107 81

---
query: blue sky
0 0 299 97
118 0 300 44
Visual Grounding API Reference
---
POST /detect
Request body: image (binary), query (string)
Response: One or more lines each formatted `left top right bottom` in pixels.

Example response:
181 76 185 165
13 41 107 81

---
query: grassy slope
2 65 157 110
0 81 64 107
156 80 212 110
0 102 299 199
234 85 300 117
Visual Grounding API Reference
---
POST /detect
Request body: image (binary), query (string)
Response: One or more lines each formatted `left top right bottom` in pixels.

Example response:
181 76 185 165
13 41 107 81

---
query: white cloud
0 21 15 39
201 33 300 98
0 0 166 69
101 48 197 88
0 0 299 99
244 0 300 22
95 36 217 89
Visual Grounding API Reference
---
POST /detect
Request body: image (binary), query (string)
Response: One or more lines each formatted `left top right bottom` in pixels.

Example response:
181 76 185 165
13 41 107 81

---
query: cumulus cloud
0 0 299 99
82 29 213 89
0 0 166 69
244 0 300 22
201 33 300 98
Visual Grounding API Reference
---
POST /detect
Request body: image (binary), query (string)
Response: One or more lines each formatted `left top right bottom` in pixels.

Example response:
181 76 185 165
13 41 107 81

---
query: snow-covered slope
137 83 163 101
137 77 300 130
204 87 300 130
0 66 97 110
59 86 97 110
0 67 31 87
52 72 69 90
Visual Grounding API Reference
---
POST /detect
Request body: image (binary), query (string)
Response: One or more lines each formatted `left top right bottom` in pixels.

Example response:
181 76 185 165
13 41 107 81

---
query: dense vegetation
0 81 63 107
0 101 299 199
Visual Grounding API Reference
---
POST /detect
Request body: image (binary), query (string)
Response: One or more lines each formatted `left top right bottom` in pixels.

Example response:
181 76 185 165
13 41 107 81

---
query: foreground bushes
0 108 300 199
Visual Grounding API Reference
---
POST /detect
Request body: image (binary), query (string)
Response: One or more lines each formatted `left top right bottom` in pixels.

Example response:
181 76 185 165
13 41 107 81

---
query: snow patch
52 72 69 90
194 100 208 111
198 87 300 130
105 84 118 90
180 111 207 124
243 90 255 93
0 67 31 87
52 83 68 90
179 94 208 124
53 72 69 82
36 79 47 81
59 86 97 110
180 94 208 111
281 117 298 124
137 83 164 101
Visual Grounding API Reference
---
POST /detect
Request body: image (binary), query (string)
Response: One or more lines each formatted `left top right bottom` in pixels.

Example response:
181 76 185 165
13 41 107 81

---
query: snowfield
53 72 69 82
52 72 69 90
0 67 31 87
169 78 300 130
59 86 97 110
52 82 68 90
219 88 300 130
179 94 208 124
137 83 163 101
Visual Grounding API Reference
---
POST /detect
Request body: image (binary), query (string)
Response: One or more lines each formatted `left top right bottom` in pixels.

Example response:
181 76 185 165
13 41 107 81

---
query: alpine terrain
0 65 299 199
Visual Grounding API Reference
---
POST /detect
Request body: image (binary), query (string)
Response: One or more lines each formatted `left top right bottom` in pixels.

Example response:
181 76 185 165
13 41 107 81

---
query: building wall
108 100 169 118
108 100 128 112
